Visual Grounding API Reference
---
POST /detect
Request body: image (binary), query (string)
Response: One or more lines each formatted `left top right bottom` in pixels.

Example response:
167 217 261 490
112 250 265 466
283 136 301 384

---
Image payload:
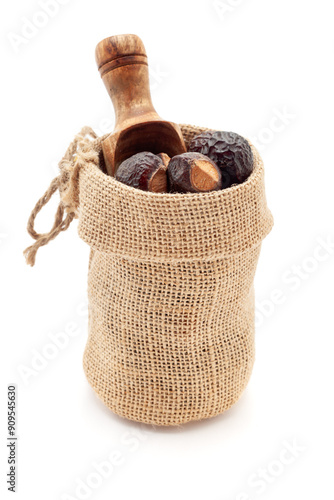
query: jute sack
24 124 273 426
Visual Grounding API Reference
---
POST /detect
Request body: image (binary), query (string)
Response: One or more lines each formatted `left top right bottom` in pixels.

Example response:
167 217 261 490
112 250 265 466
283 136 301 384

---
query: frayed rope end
23 244 38 267
24 126 98 266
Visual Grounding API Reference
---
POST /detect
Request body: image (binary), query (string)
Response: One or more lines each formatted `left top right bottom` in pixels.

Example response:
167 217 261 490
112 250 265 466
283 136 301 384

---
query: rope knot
24 127 100 266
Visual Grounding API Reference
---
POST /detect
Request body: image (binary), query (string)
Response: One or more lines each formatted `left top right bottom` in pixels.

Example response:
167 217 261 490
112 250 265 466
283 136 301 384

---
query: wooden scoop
95 34 186 176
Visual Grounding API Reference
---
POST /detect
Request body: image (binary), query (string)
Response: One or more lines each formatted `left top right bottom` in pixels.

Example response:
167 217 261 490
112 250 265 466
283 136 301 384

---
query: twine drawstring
24 127 100 266
23 176 75 266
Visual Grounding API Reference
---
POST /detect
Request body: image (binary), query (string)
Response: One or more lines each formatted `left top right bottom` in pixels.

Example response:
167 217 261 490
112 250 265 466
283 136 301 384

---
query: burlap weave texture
76 124 273 425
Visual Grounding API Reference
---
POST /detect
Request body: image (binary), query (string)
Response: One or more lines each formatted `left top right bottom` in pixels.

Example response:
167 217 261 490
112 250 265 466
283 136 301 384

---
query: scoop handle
95 34 158 129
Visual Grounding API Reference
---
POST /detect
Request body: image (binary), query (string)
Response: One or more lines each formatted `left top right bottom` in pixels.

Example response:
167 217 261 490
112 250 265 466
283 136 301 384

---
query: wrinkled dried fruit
157 152 171 168
189 131 253 187
115 151 167 192
168 152 222 193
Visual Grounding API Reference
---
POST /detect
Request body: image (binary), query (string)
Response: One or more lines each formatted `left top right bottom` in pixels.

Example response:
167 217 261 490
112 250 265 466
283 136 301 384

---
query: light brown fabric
79 124 272 425
24 124 273 426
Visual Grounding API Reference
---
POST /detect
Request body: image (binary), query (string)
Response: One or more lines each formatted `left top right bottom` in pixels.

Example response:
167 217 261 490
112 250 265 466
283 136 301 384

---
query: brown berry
168 152 222 193
115 152 167 193
157 153 171 168
189 131 253 188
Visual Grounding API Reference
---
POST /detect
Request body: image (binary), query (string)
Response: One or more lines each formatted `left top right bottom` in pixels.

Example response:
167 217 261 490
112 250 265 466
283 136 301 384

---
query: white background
1 0 334 499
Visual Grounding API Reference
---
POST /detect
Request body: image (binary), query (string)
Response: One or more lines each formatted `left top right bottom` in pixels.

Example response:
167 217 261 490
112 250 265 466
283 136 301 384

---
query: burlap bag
24 124 273 426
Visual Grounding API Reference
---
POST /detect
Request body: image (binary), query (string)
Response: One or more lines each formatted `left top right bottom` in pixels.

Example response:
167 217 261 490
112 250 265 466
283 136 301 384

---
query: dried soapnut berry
115 151 167 192
168 152 222 193
189 131 253 187
157 152 171 168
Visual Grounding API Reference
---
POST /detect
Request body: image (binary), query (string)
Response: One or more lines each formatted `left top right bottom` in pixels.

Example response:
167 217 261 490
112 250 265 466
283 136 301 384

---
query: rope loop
24 127 100 266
